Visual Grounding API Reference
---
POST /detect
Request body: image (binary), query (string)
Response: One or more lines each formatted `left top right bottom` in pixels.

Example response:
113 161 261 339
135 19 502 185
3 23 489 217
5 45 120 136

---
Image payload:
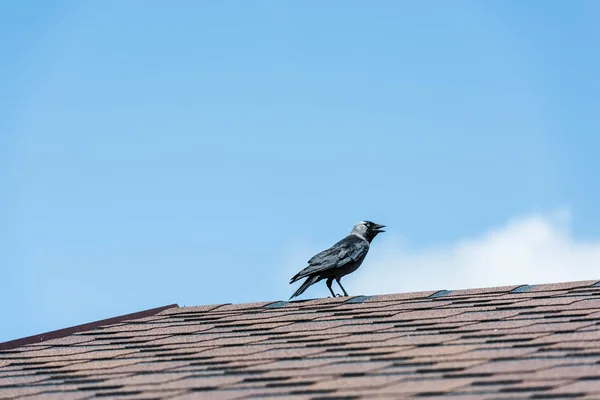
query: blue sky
2 1 600 342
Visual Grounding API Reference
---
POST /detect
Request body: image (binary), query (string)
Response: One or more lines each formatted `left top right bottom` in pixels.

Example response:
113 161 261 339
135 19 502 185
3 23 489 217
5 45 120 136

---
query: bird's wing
290 235 368 283
307 237 365 265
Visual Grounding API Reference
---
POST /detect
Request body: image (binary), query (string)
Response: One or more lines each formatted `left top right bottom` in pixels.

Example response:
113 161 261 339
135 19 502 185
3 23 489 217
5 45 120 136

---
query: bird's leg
326 277 337 298
336 277 349 297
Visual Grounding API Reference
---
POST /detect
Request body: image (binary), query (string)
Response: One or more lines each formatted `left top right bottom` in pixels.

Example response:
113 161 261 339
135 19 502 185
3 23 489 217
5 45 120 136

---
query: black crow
289 221 385 299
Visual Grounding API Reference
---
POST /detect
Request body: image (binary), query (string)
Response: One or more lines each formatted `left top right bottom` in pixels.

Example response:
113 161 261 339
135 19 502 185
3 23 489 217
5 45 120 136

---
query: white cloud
283 208 600 298
355 207 600 295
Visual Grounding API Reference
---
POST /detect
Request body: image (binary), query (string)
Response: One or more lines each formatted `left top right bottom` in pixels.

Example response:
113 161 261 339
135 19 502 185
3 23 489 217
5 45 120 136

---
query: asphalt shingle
3 279 600 399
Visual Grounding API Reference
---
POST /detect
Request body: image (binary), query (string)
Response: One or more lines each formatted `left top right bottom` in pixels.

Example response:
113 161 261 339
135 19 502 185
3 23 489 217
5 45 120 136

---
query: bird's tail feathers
289 275 319 300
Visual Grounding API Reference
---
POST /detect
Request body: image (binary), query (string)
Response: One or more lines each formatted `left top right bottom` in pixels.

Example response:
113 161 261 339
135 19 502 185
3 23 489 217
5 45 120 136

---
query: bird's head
352 221 386 243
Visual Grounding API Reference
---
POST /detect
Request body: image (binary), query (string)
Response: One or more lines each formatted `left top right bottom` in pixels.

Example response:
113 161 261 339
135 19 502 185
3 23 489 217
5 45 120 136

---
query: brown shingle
544 380 600 395
62 358 141 371
363 290 438 302
382 344 478 358
26 393 93 400
244 359 332 371
99 372 192 386
461 358 590 374
336 377 473 395
158 304 225 315
4 279 600 398
529 280 599 292
308 374 404 390
0 375 48 386
446 284 522 296
0 385 79 399
437 347 538 361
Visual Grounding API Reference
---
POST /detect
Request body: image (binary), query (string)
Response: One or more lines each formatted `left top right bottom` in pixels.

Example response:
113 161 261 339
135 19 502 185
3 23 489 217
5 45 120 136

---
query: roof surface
3 280 600 399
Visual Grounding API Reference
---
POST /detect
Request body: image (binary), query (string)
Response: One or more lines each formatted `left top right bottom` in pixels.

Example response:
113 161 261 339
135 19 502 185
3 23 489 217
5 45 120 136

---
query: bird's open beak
373 223 386 233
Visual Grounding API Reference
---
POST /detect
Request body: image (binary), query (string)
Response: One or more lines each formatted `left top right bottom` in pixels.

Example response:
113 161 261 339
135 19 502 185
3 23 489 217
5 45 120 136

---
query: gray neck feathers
351 225 368 241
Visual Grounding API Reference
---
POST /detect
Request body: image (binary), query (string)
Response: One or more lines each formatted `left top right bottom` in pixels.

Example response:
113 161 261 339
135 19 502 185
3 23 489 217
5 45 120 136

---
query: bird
289 221 385 300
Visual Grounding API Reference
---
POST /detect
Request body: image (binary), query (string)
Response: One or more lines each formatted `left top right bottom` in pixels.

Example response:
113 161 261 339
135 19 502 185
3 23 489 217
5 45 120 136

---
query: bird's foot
335 293 342 297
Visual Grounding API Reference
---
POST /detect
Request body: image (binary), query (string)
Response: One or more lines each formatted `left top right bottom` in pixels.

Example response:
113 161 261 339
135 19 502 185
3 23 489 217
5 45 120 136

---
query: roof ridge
169 279 600 312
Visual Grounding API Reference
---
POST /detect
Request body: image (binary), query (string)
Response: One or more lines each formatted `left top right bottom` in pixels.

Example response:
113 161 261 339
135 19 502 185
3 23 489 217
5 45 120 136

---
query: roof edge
0 303 179 352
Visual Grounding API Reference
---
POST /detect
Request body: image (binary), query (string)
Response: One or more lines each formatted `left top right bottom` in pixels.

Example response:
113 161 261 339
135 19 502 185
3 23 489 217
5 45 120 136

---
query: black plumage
289 221 385 299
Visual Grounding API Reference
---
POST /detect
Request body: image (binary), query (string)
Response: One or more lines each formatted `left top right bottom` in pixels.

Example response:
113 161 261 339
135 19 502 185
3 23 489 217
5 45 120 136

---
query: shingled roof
3 280 600 399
